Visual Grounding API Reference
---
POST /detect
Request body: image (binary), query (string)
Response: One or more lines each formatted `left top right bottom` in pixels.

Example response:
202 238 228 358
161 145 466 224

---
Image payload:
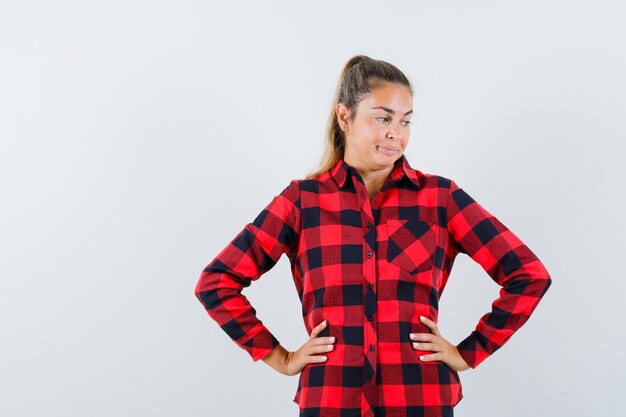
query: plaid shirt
195 154 552 417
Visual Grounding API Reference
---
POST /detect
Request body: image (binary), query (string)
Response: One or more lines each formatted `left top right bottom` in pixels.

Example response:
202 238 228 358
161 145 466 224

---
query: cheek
362 121 381 134
356 127 380 146
373 127 390 141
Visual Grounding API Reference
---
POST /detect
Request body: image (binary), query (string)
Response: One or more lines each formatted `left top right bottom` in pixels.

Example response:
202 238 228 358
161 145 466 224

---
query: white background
1 1 624 416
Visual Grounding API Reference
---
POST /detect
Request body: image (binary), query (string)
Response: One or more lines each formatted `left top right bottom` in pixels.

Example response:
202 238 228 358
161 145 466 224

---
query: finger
411 341 437 352
311 336 336 345
419 315 441 337
418 352 442 362
409 332 436 342
309 354 328 363
308 343 334 355
309 320 327 339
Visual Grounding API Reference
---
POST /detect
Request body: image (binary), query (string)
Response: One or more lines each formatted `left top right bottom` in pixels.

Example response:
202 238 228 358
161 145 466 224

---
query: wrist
262 344 290 375
283 350 293 375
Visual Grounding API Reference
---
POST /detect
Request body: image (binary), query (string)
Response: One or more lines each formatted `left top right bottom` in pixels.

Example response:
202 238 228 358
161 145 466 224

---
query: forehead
361 83 412 110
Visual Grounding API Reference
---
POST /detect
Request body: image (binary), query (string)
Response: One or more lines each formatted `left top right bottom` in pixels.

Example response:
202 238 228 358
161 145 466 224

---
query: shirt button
367 223 373 229
367 316 373 322
367 283 373 289
367 251 373 258
369 344 375 351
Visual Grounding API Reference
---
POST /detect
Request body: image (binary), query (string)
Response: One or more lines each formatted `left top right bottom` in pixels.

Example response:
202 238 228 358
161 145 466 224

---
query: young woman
195 55 552 417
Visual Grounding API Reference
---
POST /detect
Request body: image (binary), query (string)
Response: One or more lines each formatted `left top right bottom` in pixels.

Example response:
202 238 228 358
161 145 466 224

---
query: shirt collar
330 153 421 189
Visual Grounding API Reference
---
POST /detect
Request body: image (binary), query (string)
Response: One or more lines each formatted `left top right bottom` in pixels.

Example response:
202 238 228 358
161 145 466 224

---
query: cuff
455 330 497 369
243 327 281 362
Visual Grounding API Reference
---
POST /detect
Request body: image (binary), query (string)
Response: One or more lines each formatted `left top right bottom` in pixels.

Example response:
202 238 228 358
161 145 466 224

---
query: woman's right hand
284 320 336 376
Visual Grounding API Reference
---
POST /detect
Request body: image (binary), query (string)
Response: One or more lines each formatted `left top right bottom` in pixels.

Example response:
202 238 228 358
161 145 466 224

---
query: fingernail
322 320 327 325
420 316 425 321
409 334 416 340
322 356 328 360
413 342 419 348
420 355 426 360
329 337 335 342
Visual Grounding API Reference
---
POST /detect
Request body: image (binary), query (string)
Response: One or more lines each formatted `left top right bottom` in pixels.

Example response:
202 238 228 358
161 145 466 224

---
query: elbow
197 288 221 311
541 273 552 298
194 275 202 301
195 268 220 310
503 263 552 299
531 266 552 300
529 259 552 299
195 268 242 311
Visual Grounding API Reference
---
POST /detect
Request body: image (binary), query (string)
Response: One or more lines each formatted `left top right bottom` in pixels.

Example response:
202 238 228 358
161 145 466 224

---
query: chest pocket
385 219 437 274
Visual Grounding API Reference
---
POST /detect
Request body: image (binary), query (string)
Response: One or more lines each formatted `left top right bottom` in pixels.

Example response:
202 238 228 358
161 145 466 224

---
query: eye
402 120 412 127
375 117 389 124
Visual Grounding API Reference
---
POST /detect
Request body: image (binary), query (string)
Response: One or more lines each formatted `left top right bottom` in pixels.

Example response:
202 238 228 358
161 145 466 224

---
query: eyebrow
370 106 413 116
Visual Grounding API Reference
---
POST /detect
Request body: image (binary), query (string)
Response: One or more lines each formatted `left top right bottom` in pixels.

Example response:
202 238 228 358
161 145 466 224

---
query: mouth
377 145 398 156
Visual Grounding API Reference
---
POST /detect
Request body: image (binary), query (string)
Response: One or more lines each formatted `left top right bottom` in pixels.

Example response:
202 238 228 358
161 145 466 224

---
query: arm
261 344 291 374
446 178 552 369
194 179 301 364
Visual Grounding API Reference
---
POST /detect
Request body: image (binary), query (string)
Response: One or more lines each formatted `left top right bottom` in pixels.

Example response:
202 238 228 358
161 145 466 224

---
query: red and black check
195 154 552 417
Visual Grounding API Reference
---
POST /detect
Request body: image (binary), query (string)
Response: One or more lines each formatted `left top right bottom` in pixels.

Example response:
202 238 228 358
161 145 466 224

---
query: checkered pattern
195 154 552 417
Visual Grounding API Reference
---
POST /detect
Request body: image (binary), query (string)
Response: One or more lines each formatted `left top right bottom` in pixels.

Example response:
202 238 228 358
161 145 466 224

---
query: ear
335 103 351 131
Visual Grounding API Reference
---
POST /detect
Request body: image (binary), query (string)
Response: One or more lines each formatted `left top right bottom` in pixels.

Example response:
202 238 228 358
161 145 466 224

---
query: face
337 82 413 172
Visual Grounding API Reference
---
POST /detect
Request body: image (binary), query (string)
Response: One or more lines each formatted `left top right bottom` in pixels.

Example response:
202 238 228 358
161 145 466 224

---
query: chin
373 154 397 166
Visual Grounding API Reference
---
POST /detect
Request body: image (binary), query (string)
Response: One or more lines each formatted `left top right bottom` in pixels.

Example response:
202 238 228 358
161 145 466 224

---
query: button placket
354 178 378 416
364 284 376 322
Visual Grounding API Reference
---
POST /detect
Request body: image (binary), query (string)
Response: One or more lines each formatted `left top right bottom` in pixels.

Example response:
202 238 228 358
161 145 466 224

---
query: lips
377 146 398 155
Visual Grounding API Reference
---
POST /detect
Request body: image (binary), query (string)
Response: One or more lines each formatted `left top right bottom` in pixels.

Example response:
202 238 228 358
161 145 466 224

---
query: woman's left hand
410 315 471 372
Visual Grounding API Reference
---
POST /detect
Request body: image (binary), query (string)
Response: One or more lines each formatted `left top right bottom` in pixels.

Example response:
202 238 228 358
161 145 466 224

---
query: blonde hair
305 55 414 179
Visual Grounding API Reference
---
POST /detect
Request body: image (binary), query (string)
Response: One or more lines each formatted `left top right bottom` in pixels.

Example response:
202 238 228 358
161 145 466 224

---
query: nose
387 125 400 140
